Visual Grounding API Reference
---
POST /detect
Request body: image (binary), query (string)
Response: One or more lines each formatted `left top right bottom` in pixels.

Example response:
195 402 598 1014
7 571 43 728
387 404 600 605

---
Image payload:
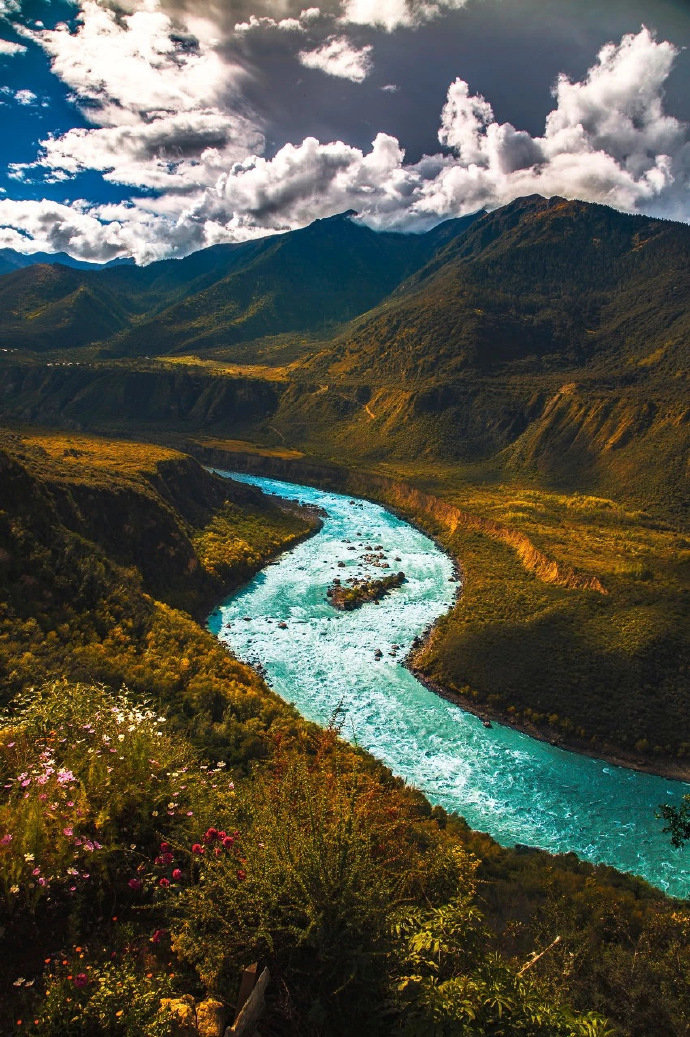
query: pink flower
160 841 171 853
191 843 204 855
172 868 182 881
222 836 234 849
128 878 142 892
1 834 12 845
203 827 219 844
159 877 170 887
73 973 88 989
237 869 247 882
151 928 166 944
63 827 73 837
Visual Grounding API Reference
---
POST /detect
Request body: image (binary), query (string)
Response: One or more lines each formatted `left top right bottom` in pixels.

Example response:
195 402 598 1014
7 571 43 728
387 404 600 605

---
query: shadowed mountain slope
0 211 481 355
0 195 687 513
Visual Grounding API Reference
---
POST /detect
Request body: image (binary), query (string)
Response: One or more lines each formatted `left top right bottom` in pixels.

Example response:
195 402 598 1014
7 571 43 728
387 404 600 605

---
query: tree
657 794 690 848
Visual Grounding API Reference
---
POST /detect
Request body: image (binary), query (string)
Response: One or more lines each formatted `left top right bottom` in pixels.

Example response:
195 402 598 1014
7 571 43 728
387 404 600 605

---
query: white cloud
11 0 265 203
0 197 139 261
14 88 37 105
340 0 415 31
0 37 25 56
15 110 264 190
1 26 688 263
298 35 372 81
185 27 690 237
20 1 240 126
234 9 321 33
425 26 688 220
340 0 469 32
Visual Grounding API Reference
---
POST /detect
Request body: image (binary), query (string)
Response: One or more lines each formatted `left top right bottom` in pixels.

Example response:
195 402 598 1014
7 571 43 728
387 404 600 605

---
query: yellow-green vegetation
0 682 626 1037
157 355 294 381
19 430 181 476
1 432 690 1035
0 430 316 760
396 475 690 774
186 439 690 778
193 498 315 586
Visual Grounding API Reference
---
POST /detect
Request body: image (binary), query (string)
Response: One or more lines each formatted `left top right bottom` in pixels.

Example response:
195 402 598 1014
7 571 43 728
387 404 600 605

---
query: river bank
209 470 690 897
194 441 690 785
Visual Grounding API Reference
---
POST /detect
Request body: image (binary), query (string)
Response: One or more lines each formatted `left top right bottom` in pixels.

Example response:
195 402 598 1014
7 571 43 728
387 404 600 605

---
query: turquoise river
207 471 690 897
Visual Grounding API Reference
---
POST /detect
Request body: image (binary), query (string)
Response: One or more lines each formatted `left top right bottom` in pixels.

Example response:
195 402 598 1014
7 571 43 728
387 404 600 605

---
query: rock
196 998 226 1037
159 996 196 1035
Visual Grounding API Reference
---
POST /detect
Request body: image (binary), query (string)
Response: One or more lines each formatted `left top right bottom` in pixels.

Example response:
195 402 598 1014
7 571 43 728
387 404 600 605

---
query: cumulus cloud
19 1 240 125
14 88 37 105
11 0 265 204
0 197 140 261
234 9 321 33
298 35 372 81
0 36 25 55
13 110 264 190
2 26 689 262
426 26 688 219
187 27 690 236
340 0 468 32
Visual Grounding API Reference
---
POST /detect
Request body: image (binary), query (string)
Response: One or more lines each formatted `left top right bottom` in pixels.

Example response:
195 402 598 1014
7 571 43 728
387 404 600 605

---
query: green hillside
0 212 480 356
1 431 688 1036
0 194 687 775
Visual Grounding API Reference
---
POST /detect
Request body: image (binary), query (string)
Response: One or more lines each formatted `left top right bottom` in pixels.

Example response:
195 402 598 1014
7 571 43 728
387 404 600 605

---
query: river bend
207 472 690 897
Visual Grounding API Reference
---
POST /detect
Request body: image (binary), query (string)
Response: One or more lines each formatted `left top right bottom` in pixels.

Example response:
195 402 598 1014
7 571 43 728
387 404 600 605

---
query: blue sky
0 0 688 262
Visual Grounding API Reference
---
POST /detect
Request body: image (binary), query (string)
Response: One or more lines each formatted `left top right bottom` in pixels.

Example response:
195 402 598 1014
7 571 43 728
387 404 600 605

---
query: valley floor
186 436 690 784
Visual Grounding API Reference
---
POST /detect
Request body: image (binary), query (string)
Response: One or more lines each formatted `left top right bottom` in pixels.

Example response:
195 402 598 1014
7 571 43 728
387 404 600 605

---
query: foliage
0 682 234 929
172 742 414 1032
193 499 310 586
0 430 688 1035
657 795 690 849
12 942 178 1036
392 879 615 1035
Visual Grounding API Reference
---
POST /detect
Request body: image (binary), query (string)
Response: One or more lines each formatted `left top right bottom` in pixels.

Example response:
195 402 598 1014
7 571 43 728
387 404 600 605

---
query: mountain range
0 195 687 514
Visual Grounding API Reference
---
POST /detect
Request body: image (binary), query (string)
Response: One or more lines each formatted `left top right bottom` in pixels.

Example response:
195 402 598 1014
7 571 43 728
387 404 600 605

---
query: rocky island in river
326 571 406 610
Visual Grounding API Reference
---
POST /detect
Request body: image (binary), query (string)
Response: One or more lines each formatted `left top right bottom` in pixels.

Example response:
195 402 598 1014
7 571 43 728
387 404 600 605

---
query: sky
0 0 688 263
